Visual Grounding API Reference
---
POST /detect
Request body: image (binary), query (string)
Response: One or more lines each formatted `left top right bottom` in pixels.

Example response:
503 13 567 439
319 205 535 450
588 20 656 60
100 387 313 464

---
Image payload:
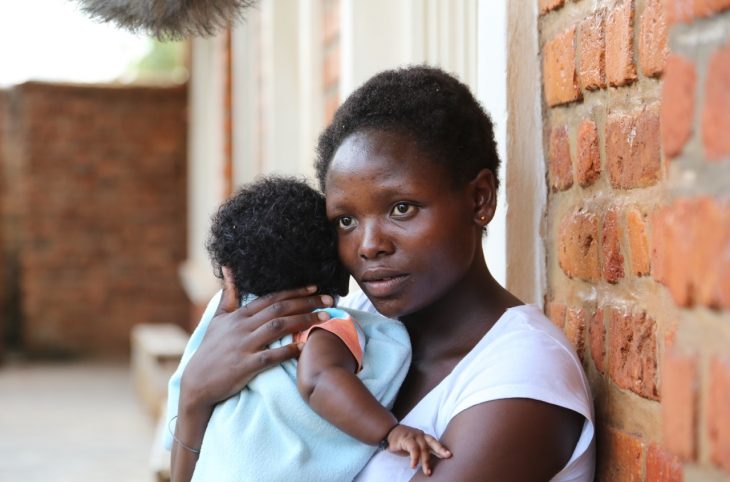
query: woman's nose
357 222 394 260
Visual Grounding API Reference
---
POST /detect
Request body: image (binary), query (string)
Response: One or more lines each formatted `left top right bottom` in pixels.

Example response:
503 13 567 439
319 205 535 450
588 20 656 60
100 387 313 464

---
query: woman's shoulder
435 304 593 425
472 304 585 373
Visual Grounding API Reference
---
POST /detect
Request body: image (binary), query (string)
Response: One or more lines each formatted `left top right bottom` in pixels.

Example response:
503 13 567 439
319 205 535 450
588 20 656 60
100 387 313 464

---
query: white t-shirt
339 291 596 482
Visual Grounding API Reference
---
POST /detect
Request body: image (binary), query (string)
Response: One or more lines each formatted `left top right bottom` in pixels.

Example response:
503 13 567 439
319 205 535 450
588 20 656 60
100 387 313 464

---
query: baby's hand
384 424 452 476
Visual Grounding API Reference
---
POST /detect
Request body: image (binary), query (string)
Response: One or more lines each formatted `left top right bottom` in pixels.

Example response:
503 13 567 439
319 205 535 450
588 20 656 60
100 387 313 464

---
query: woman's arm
170 268 335 482
408 398 584 481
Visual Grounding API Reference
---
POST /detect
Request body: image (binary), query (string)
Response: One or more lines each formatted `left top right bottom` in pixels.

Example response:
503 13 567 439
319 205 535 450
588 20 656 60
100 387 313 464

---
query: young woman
171 66 595 481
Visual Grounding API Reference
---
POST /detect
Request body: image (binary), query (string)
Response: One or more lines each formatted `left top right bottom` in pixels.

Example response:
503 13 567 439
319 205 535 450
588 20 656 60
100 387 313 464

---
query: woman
172 66 595 481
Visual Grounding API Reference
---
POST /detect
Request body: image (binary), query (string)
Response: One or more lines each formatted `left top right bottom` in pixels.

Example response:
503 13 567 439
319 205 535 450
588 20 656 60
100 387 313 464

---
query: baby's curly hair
206 176 348 298
315 66 500 190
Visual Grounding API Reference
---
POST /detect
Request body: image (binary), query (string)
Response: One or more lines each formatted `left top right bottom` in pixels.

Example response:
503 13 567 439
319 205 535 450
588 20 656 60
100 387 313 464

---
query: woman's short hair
206 176 347 297
315 66 500 190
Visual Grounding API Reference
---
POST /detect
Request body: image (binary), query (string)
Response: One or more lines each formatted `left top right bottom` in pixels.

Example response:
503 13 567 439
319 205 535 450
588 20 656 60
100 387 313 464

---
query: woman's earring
479 215 486 221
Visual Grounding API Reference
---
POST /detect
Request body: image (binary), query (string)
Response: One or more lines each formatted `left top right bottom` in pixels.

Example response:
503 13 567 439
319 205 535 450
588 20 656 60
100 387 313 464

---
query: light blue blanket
165 290 411 482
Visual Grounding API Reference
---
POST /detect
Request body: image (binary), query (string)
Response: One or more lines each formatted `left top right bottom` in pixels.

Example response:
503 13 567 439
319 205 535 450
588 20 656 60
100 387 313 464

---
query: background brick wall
0 89 6 360
540 1 730 480
1 82 188 358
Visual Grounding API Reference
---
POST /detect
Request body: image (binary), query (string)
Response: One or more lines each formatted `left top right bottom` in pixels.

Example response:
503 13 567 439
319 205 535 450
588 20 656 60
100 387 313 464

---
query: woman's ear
470 169 497 228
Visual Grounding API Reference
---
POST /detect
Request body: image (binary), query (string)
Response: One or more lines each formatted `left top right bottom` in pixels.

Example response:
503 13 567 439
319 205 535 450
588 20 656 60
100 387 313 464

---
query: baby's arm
297 329 451 475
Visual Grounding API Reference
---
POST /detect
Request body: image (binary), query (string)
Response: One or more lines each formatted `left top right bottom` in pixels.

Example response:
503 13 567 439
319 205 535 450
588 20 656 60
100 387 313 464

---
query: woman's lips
361 274 409 298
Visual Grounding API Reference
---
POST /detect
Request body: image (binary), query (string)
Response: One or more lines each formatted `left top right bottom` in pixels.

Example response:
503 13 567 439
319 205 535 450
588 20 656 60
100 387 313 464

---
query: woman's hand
386 424 452 477
171 267 334 482
179 267 335 413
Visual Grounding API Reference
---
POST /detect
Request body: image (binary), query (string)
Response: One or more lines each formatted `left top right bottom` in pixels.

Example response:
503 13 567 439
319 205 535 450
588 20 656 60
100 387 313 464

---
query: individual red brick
690 198 730 309
590 307 606 373
708 356 730 472
546 301 568 329
543 26 582 106
539 0 566 14
651 202 692 306
564 307 586 360
606 0 638 86
548 125 574 190
558 209 601 281
662 350 698 460
578 13 607 90
602 208 625 283
652 198 730 309
606 107 661 188
694 0 730 17
702 42 730 161
646 444 683 482
576 119 601 187
608 308 659 400
639 0 669 77
661 55 696 158
597 426 644 482
663 0 695 24
627 208 650 276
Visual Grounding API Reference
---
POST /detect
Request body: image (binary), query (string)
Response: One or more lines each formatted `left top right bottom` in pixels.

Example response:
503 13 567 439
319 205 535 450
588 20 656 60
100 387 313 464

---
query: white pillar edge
476 0 507 288
505 0 547 307
180 35 227 306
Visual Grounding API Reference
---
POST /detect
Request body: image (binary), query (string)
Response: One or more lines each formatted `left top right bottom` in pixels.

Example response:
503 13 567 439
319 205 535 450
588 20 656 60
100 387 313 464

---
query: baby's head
206 176 349 298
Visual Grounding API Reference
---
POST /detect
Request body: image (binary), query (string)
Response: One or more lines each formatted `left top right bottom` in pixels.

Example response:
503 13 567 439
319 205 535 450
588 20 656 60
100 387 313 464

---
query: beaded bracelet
168 415 201 455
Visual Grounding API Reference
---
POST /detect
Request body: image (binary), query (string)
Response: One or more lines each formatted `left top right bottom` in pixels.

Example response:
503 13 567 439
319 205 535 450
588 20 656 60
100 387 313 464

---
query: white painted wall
476 0 508 287
180 35 227 306
505 0 547 306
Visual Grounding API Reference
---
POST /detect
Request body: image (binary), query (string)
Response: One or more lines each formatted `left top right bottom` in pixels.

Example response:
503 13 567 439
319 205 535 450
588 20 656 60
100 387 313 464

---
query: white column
261 0 304 175
340 0 412 98
180 34 227 306
297 0 324 179
476 0 507 287
231 17 260 187
505 0 547 306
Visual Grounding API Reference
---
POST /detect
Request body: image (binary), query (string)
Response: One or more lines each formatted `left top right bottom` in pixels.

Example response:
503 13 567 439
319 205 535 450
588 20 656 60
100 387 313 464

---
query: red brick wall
540 1 730 480
0 88 24 359
0 89 6 359
3 82 188 358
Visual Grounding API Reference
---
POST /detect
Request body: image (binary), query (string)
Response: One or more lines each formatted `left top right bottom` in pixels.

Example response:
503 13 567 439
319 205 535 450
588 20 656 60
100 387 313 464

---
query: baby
166 176 450 481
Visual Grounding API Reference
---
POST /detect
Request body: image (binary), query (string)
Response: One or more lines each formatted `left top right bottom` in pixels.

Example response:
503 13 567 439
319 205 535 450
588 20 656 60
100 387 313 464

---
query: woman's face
324 129 482 319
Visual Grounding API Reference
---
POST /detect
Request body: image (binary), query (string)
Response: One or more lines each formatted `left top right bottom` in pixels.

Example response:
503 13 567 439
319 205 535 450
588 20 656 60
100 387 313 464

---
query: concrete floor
0 360 157 482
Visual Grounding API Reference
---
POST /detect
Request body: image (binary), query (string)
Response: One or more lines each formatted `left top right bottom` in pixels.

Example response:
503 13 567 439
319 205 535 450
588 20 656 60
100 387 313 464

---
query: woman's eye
337 216 355 229
391 203 415 216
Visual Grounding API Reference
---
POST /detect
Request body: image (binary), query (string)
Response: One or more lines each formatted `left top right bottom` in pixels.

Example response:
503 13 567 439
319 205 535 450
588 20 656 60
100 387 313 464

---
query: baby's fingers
406 441 422 471
418 438 433 476
424 434 452 459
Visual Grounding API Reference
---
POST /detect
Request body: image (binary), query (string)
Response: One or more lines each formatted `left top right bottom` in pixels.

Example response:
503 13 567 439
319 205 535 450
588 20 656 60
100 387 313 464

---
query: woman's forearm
170 397 213 482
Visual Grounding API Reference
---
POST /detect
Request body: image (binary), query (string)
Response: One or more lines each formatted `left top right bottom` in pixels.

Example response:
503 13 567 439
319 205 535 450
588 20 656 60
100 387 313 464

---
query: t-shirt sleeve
294 312 366 371
441 325 593 428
